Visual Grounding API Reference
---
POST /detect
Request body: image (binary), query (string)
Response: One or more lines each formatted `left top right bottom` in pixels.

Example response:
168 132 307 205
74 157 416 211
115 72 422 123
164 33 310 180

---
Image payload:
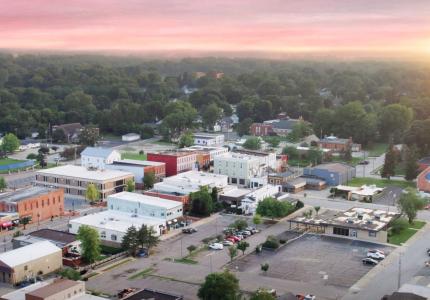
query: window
24 265 28 271
239 179 245 185
368 231 377 237
100 231 106 238
333 227 349 236
111 234 117 241
231 178 237 184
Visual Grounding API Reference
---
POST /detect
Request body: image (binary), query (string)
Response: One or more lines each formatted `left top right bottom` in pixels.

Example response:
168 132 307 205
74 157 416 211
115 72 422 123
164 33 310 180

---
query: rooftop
0 241 61 268
161 171 228 188
81 147 117 159
0 187 55 203
234 149 274 157
311 162 354 173
29 229 76 245
36 165 133 181
269 118 301 130
108 192 182 209
114 159 165 167
193 132 224 138
26 279 79 298
122 133 140 137
182 145 228 152
319 135 351 144
148 151 196 157
123 288 183 300
214 152 260 162
291 207 399 232
70 210 165 233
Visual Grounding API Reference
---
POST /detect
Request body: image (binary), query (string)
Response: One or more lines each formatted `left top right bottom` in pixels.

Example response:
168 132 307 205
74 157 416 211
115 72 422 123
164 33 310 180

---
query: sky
1 0 430 58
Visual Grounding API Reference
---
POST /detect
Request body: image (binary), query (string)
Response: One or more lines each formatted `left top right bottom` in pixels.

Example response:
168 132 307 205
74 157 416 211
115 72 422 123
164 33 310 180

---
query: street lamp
37 213 40 229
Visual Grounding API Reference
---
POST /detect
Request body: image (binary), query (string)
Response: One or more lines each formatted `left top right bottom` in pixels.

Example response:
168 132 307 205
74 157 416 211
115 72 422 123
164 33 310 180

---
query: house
317 135 361 152
417 166 430 193
0 278 106 300
268 171 306 193
0 187 65 223
80 147 121 169
193 133 225 146
52 123 83 143
289 207 399 243
303 163 356 186
35 165 134 200
250 123 273 136
417 157 430 172
122 288 184 300
147 151 197 177
0 241 62 284
122 133 140 142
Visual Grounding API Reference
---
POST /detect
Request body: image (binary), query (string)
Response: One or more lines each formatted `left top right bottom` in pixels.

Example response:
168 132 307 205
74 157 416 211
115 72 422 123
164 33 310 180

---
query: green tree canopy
143 172 156 190
85 183 100 203
179 131 194 148
243 137 261 150
202 103 223 130
122 226 139 256
0 177 7 192
1 133 20 153
256 197 294 219
77 225 101 263
190 187 214 217
198 271 240 300
398 188 425 224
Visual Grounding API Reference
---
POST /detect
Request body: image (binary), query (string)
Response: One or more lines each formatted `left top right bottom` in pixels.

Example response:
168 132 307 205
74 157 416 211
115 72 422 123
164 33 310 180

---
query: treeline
1 53 430 151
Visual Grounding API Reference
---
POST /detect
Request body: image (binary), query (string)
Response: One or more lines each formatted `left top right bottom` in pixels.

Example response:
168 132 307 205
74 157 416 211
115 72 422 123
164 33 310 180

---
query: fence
0 160 35 171
78 251 128 272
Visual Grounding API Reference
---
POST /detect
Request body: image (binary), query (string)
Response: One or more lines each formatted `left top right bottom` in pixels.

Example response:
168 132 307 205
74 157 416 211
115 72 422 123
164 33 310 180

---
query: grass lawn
388 228 417 245
287 159 312 167
409 220 426 230
0 158 24 166
348 177 415 189
364 143 388 157
330 156 362 166
121 152 147 161
172 257 198 265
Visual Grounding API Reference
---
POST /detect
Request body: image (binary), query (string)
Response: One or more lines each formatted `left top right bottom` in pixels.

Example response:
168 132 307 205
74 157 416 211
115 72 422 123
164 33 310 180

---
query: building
317 135 362 152
122 289 184 300
268 171 306 193
334 185 384 201
234 149 278 170
250 123 273 136
52 123 83 143
107 192 183 222
193 133 225 146
239 184 281 215
0 241 62 284
147 151 197 177
80 147 121 169
0 278 106 300
289 207 399 243
417 166 430 193
69 210 166 246
0 187 64 223
181 145 228 163
35 165 134 200
214 152 262 187
146 171 229 205
122 133 140 142
302 177 327 190
418 157 430 172
303 163 355 186
250 117 303 137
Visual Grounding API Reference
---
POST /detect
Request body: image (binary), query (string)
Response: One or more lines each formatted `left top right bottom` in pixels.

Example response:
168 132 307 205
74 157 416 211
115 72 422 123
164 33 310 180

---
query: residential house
303 163 356 186
250 117 303 137
80 147 121 169
52 123 84 143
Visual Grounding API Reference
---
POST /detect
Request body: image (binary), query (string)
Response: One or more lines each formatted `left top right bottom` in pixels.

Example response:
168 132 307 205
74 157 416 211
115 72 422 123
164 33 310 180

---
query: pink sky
1 0 430 57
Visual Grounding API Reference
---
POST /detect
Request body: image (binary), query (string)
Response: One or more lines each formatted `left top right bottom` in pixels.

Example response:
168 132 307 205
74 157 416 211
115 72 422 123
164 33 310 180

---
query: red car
227 236 240 242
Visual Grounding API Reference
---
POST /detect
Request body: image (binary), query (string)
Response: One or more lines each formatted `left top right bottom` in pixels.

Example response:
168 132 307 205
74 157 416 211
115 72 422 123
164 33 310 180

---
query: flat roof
0 281 51 300
70 210 165 233
27 279 79 298
36 165 133 181
182 145 227 152
108 192 182 209
0 241 61 268
113 159 165 167
29 229 76 245
311 163 354 173
148 151 195 157
215 152 260 162
220 186 251 198
0 187 55 203
161 171 228 187
81 147 117 159
193 132 223 138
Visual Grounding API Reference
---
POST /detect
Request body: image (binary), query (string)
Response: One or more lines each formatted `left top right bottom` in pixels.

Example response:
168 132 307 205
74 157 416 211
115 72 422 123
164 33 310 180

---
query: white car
368 249 385 255
222 240 234 246
209 243 224 250
367 251 385 260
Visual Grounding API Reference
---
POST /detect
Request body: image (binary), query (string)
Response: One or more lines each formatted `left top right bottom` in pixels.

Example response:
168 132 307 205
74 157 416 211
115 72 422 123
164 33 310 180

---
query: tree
122 226 139 256
314 206 320 216
288 120 313 141
230 219 248 231
79 125 100 146
250 290 276 300
398 188 425 224
381 144 396 179
282 146 299 160
404 145 419 181
190 187 214 217
243 137 261 150
126 180 135 192
198 271 240 300
228 246 238 262
211 187 218 203
178 131 194 148
264 136 280 148
378 104 413 142
237 241 249 255
36 152 47 168
143 172 155 190
77 225 101 263
253 214 262 229
0 177 6 192
236 118 253 136
202 103 223 130
85 184 100 203
1 133 20 153
308 149 323 165
59 268 82 281
187 245 197 255
52 129 67 143
137 224 159 254
256 197 294 219
261 263 269 273
20 216 30 230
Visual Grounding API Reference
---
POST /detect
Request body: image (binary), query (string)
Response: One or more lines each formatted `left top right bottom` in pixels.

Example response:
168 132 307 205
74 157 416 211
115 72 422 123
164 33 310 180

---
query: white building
107 192 183 221
214 152 274 187
69 210 166 245
181 145 229 161
122 133 140 142
105 164 144 184
239 184 281 215
80 147 121 169
193 133 225 147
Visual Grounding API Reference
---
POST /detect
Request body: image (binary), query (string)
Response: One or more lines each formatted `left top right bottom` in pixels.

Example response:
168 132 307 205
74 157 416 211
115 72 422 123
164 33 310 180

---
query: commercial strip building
35 165 134 200
193 133 225 146
289 207 399 243
303 163 356 186
147 151 197 177
0 278 105 300
0 241 62 284
334 185 384 201
0 187 64 223
238 184 281 215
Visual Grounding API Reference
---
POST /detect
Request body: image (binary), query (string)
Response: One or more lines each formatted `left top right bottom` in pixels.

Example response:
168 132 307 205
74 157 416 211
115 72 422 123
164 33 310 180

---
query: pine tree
381 144 396 180
404 145 419 181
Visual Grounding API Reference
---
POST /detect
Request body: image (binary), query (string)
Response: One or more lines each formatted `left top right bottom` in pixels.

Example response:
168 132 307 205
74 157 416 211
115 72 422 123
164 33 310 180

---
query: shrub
295 200 304 210
279 239 287 244
262 236 279 249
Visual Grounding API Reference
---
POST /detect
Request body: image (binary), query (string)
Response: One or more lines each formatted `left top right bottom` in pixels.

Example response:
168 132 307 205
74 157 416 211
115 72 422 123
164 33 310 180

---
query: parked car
424 204 430 210
226 237 237 243
367 251 385 260
247 227 259 234
137 249 148 257
368 249 385 255
296 295 315 300
427 248 430 256
182 228 197 234
222 240 234 246
209 243 224 250
362 258 379 265
241 230 252 236
227 236 240 242
358 160 369 165
234 234 244 240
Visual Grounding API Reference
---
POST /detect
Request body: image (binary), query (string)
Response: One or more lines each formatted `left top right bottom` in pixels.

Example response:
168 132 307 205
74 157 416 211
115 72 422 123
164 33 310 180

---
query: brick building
417 166 430 193
418 157 430 172
147 151 197 177
0 187 64 223
317 135 361 152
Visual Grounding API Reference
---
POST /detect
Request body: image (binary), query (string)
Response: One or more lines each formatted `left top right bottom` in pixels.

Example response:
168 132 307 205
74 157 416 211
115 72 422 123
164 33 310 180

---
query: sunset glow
1 0 430 57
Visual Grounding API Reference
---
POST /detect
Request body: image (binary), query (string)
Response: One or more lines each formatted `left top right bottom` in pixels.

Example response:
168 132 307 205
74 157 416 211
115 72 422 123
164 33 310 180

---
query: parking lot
231 234 393 288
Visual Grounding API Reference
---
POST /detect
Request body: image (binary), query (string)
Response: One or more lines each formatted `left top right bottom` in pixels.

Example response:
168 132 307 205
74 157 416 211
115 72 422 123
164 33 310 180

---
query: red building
250 123 273 136
417 166 430 193
147 151 197 177
418 157 430 172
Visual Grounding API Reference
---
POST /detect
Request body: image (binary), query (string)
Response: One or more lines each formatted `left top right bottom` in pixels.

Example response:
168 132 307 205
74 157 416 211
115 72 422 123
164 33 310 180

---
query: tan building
289 207 399 243
35 165 134 200
0 241 62 284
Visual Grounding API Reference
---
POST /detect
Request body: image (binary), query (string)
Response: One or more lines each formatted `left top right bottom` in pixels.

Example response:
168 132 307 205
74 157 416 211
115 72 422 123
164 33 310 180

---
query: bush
262 236 279 249
59 268 81 280
279 239 287 244
295 200 304 210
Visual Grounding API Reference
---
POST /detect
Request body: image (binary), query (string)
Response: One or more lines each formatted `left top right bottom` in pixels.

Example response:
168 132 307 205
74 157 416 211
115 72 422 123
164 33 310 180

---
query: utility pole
180 235 183 257
397 252 402 289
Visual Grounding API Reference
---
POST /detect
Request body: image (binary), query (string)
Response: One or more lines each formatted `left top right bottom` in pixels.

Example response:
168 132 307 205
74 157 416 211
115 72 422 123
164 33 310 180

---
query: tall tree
1 133 20 153
143 172 155 190
243 137 261 150
122 226 139 256
381 144 396 180
404 145 419 181
0 177 6 192
79 125 100 146
190 186 214 217
378 104 413 142
198 271 240 300
77 225 101 263
202 103 223 130
237 241 250 255
85 183 100 203
398 188 425 224
178 131 194 148
228 246 238 262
